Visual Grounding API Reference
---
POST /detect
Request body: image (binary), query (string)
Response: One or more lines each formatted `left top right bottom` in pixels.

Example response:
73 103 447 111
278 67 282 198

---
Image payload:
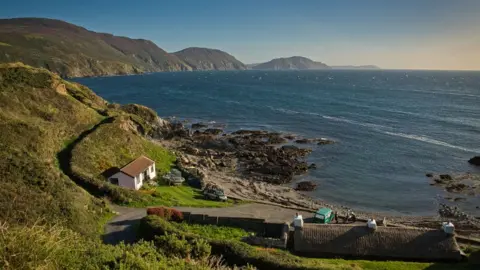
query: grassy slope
142 216 475 270
0 223 223 270
70 116 231 207
0 63 109 236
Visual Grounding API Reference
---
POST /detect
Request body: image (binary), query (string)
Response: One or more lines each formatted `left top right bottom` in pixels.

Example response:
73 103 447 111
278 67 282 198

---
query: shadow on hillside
102 218 142 245
56 117 114 197
102 167 120 179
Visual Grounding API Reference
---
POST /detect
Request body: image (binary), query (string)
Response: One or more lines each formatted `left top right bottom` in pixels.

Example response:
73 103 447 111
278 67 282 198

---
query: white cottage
108 155 156 190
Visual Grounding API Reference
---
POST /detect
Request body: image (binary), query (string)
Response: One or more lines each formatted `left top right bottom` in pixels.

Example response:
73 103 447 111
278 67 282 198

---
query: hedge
147 207 184 222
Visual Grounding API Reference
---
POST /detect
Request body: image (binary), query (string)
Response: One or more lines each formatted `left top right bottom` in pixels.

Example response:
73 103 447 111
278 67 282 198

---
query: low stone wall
243 235 287 249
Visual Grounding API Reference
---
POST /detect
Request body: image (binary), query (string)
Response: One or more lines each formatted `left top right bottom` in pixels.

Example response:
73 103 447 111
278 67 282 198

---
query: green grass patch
128 184 235 208
0 41 11 47
176 222 251 241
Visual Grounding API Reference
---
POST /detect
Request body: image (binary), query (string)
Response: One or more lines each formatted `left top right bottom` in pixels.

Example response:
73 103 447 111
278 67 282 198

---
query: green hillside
0 63 108 235
0 18 248 78
0 18 192 77
0 63 221 269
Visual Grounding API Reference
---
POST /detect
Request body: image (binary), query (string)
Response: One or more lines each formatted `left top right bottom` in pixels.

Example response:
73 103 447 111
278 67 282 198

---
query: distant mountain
173 47 246 70
331 65 381 70
0 18 247 77
0 18 194 77
250 56 329 70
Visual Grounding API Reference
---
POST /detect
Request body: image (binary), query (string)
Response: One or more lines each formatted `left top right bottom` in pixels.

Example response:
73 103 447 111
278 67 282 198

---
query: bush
147 207 184 222
191 238 212 260
155 233 192 259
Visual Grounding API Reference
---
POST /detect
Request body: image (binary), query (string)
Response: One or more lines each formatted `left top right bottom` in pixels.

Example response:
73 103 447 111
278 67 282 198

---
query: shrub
155 233 192 259
191 238 212 260
147 207 184 222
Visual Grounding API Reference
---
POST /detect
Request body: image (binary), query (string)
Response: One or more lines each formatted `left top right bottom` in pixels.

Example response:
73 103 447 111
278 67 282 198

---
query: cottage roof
120 156 154 177
294 224 462 261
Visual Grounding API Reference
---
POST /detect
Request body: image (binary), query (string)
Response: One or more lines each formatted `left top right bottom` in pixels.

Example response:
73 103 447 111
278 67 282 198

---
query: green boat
313 208 334 224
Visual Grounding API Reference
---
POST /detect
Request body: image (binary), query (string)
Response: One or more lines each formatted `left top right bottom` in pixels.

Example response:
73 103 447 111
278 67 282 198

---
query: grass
68 111 235 208
0 63 109 236
141 215 476 270
71 118 175 179
0 222 231 270
0 41 11 47
69 117 181 205
176 222 252 241
129 184 235 208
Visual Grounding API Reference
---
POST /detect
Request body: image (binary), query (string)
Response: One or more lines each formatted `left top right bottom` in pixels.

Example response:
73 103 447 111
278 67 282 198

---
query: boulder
232 130 268 135
295 181 317 191
317 138 335 145
184 145 200 155
308 163 317 169
425 173 433 177
439 174 453 181
192 122 208 129
203 128 223 135
295 138 335 145
468 156 480 166
267 134 288 144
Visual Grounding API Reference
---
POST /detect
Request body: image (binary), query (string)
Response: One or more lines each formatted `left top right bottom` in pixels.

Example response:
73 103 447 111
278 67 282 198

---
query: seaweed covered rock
295 181 317 191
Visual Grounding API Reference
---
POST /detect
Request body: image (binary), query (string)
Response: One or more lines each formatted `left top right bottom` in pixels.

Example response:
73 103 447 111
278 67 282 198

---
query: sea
75 70 480 216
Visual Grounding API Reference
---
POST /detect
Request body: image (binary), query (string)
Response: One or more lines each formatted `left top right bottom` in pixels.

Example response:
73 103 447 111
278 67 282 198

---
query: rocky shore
151 118 480 232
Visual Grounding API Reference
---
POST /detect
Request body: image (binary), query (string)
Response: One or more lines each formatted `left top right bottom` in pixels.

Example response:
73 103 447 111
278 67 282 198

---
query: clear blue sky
1 0 479 70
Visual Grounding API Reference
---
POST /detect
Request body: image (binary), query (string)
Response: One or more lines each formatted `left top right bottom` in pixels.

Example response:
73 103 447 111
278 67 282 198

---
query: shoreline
152 121 480 232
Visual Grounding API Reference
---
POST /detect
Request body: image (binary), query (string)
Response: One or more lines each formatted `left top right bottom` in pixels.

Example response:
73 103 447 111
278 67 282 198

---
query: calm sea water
76 70 480 216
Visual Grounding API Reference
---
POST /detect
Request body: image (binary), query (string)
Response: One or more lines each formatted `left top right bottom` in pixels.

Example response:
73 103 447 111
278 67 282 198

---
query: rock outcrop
468 156 480 166
295 181 317 191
